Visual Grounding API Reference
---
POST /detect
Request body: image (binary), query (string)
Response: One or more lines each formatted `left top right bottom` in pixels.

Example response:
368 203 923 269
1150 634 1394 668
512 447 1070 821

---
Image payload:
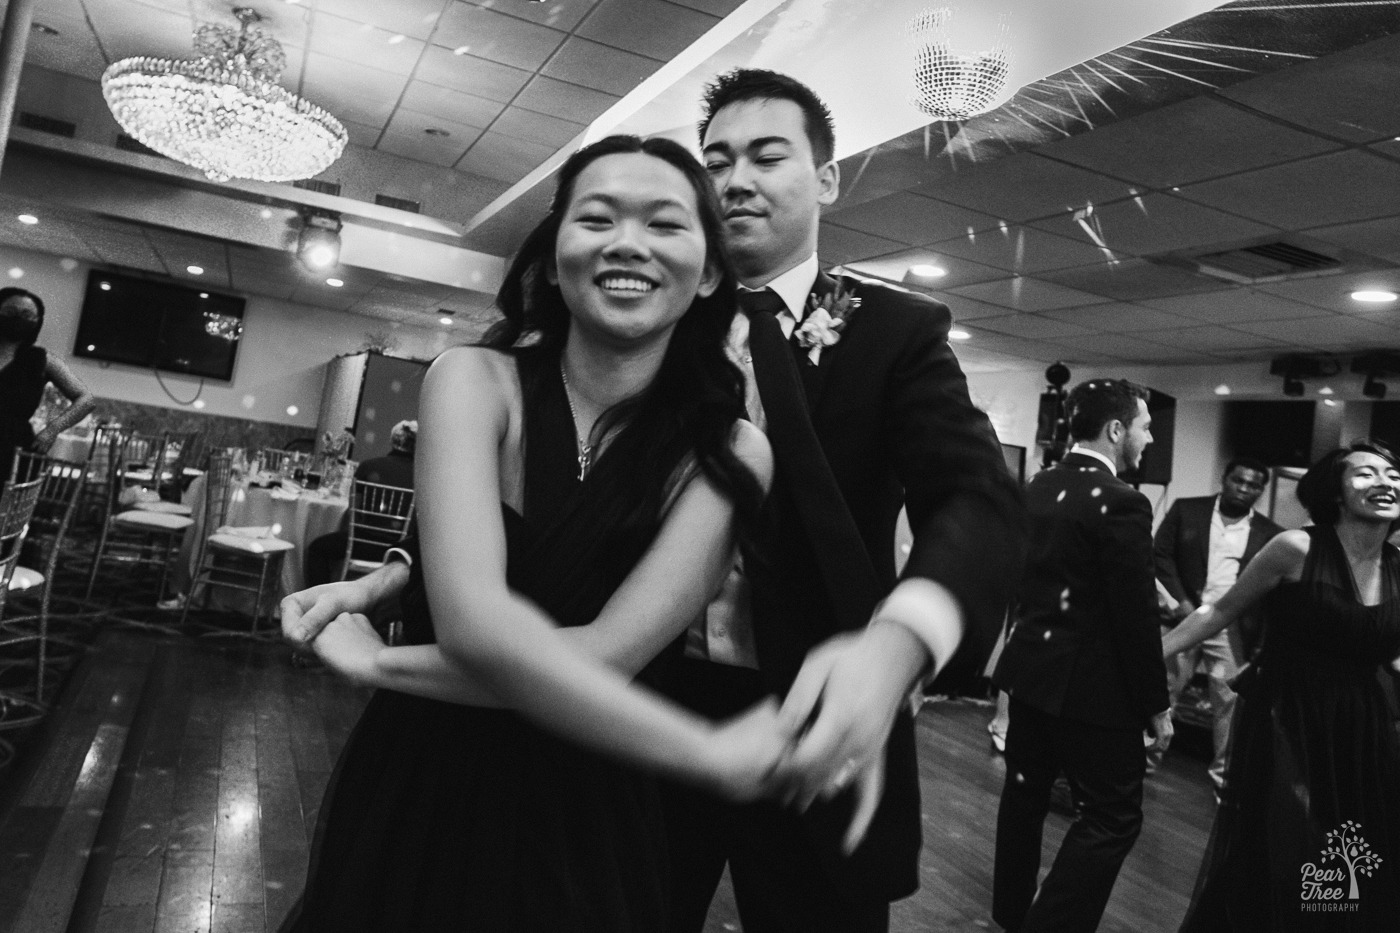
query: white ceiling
5 0 1400 374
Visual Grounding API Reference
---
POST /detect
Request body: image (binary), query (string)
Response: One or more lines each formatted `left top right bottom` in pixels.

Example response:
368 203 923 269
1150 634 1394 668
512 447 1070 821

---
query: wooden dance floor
0 629 1214 932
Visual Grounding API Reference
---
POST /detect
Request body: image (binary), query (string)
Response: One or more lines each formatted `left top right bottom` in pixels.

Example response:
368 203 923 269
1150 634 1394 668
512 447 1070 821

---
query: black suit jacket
993 452 1168 731
1153 495 1282 608
744 271 1025 898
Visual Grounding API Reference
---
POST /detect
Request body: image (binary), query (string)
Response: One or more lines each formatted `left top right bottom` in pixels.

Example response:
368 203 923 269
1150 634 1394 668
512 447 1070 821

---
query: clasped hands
282 584 902 855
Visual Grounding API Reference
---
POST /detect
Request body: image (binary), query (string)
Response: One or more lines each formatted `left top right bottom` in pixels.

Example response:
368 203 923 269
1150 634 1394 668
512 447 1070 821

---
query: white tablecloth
176 476 348 605
48 432 93 463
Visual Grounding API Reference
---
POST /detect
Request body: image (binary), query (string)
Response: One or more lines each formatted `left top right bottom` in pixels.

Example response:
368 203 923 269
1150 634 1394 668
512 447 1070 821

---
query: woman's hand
311 612 386 686
702 698 796 803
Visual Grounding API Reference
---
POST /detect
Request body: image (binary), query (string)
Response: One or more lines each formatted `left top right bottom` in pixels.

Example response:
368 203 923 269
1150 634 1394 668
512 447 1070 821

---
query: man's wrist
870 578 964 687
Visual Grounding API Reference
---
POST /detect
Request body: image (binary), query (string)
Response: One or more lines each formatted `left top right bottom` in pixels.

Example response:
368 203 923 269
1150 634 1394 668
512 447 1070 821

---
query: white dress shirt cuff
871 578 965 685
384 546 413 568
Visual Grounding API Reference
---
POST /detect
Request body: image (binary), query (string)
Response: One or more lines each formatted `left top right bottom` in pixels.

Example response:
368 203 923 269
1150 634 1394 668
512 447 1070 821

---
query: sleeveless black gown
281 349 676 932
1180 525 1400 932
0 345 46 485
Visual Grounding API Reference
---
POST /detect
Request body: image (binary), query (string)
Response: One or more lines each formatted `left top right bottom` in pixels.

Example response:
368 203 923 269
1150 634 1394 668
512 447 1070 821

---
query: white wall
1 244 459 428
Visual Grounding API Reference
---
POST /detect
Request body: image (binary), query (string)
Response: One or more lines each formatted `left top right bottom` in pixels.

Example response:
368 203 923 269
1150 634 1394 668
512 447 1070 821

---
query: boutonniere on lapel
795 280 861 365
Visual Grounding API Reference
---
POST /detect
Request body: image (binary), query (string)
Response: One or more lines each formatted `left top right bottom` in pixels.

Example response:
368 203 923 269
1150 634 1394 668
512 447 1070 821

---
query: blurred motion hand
1144 708 1174 752
704 698 797 803
311 612 385 686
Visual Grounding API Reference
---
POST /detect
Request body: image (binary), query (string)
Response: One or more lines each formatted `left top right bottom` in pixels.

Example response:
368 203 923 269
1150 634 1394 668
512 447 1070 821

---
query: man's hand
1144 708 1174 752
773 622 925 852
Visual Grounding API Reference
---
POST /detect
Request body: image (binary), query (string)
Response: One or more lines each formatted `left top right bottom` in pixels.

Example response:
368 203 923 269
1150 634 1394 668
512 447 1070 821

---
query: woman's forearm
1162 604 1233 657
372 644 504 706
38 393 95 439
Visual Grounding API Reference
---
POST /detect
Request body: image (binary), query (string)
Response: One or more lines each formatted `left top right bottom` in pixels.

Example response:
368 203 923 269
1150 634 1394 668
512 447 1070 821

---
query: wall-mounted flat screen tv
73 269 246 382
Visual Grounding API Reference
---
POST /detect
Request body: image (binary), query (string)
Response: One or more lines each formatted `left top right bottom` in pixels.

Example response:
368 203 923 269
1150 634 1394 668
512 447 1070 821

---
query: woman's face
549 151 719 347
0 295 41 344
1337 451 1400 524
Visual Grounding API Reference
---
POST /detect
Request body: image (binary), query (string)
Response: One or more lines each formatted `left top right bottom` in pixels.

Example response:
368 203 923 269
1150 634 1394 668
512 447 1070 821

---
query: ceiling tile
1138 325 1288 353
323 0 447 39
83 4 194 62
1306 215 1400 265
662 0 747 15
301 54 408 128
956 330 1062 364
1029 192 1277 258
1038 259 1227 303
815 224 904 267
80 229 166 273
398 81 505 130
513 75 619 124
823 194 999 247
576 0 718 61
1175 150 1400 231
947 276 1114 313
968 313 1096 340
1035 96 1341 189
541 36 663 97
1220 32 1400 144
465 0 600 33
1139 288 1331 324
432 4 567 72
1231 314 1397 351
1040 303 1197 333
912 152 1135 223
413 45 533 104
456 132 557 184
844 247 1009 291
943 295 1027 322
930 224 1127 275
340 120 383 149
311 14 427 76
378 110 479 167
489 107 586 149
1044 332 1181 362
1251 269 1400 315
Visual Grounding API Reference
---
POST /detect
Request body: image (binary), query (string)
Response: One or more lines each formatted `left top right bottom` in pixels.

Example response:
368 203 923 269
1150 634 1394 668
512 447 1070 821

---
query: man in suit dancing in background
992 378 1172 933
1152 457 1282 790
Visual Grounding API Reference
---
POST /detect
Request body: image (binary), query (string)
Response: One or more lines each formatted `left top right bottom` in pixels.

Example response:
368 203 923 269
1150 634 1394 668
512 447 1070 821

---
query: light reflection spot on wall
364 431 377 446
59 257 79 272
193 399 206 410
286 405 299 417
390 380 402 394
241 395 256 409
7 267 23 279
364 406 376 421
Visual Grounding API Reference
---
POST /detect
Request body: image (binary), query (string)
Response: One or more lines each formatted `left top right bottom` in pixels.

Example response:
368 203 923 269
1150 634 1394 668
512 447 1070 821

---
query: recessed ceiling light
187 264 204 275
326 277 344 287
99 281 112 291
1351 289 1397 303
452 45 471 56
7 268 23 279
17 214 38 225
909 263 947 278
1317 386 1334 395
286 405 300 416
948 328 970 341
387 34 406 45
1322 398 1338 407
440 316 453 325
1213 384 1231 396
199 292 209 299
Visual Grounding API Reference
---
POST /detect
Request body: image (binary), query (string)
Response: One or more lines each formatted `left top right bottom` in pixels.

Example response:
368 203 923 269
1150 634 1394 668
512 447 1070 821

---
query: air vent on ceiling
18 112 76 137
294 178 342 196
375 194 421 214
1189 241 1341 284
115 134 165 158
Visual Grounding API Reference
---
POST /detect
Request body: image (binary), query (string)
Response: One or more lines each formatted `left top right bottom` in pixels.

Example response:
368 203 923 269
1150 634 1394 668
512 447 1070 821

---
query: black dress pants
992 697 1146 933
659 658 890 933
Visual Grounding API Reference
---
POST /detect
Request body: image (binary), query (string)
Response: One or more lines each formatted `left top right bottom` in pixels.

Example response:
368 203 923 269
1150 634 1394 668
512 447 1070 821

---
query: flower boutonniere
795 280 861 365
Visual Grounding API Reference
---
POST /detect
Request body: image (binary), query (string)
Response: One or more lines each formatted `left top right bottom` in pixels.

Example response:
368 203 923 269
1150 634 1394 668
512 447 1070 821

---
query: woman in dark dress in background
1164 441 1400 931
0 287 96 484
278 135 782 932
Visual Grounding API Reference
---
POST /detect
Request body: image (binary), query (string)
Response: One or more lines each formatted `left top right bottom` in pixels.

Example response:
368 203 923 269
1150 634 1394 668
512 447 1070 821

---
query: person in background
303 420 417 588
1164 441 1400 931
0 287 96 484
992 378 1172 933
1152 457 1282 790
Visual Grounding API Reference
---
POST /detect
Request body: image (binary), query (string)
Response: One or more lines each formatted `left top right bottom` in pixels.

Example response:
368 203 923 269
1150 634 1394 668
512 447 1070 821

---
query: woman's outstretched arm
31 356 95 451
1162 529 1307 658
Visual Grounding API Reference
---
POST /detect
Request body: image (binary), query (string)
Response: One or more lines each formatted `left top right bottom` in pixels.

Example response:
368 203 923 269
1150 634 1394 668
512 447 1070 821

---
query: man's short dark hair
1065 379 1146 443
698 68 836 165
1223 457 1270 483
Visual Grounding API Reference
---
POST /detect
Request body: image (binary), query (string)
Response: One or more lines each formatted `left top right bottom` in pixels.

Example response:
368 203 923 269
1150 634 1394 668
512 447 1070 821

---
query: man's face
1220 466 1268 513
700 98 838 283
1120 398 1152 472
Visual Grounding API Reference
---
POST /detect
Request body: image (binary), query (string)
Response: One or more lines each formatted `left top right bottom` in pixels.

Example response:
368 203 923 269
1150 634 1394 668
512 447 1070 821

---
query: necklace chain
559 364 594 481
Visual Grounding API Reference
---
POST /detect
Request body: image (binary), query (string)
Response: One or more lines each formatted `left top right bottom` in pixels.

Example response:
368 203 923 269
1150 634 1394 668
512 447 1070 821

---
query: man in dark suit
658 69 1025 933
1152 457 1281 789
992 378 1172 933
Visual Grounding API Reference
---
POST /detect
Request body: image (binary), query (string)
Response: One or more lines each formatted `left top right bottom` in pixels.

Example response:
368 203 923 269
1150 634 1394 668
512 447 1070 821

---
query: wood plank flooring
0 631 1215 932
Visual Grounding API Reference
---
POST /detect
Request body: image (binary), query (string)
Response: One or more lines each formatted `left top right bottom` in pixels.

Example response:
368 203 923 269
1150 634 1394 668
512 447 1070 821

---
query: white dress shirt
1067 445 1117 475
1203 496 1252 605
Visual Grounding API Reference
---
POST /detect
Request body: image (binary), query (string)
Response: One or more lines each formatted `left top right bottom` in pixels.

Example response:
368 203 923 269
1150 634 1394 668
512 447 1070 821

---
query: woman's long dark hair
1298 440 1400 532
483 134 765 538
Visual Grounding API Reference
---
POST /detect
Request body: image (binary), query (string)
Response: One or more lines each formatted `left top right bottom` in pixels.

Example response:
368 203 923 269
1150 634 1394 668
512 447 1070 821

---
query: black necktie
740 289 881 634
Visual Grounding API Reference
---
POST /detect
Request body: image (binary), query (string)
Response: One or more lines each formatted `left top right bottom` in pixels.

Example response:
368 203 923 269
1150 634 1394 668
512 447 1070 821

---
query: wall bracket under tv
73 268 246 382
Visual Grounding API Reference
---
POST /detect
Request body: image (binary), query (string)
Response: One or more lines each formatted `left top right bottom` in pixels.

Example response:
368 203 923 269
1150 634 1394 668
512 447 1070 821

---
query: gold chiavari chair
340 480 415 580
0 452 49 738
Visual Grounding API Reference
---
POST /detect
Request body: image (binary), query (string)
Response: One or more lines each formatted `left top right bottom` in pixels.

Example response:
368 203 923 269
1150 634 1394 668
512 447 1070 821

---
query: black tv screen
74 269 245 381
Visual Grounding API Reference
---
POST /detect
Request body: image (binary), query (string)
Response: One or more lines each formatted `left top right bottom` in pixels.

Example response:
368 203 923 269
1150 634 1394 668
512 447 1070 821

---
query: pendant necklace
559 363 595 481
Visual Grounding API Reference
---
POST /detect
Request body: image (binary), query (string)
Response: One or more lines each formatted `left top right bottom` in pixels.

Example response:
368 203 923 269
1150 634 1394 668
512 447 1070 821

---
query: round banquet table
48 432 93 463
175 475 349 610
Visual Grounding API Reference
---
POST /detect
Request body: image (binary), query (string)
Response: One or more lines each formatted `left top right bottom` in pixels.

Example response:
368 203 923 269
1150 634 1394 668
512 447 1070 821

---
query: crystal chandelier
102 7 346 183
909 8 1013 122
